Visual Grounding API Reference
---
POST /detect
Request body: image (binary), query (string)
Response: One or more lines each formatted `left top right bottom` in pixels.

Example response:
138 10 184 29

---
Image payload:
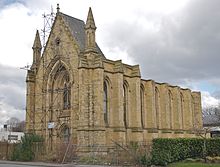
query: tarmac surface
0 160 114 167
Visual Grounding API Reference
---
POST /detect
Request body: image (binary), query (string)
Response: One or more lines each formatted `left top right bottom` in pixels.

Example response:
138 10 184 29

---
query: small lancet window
55 38 61 46
180 93 184 128
61 125 70 143
155 87 159 129
140 86 144 128
63 83 70 110
103 81 108 125
191 95 195 126
168 90 173 129
123 83 128 128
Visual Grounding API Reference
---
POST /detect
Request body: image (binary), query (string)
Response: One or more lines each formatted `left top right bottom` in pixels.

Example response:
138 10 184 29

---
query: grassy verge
169 162 220 167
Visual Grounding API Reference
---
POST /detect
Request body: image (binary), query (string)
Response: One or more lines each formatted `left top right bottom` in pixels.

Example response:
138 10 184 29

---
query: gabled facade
26 7 203 153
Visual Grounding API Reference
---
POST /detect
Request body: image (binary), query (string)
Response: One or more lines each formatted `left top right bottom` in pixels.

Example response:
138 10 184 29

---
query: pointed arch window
123 83 128 128
168 90 173 129
155 87 159 129
63 83 70 110
61 125 70 143
180 93 184 129
140 85 144 128
51 64 71 112
191 95 195 127
103 81 108 126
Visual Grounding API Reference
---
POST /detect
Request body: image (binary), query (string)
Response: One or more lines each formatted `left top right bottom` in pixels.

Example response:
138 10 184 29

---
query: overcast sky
0 0 219 125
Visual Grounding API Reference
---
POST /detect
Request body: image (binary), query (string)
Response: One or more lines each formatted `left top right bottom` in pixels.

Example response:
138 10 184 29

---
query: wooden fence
0 141 45 160
0 142 17 160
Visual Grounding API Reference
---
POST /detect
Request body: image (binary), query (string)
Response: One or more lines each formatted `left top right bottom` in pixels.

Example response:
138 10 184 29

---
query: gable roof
60 13 105 58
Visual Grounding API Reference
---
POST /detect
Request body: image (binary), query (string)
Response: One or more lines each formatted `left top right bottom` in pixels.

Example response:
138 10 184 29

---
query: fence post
6 142 8 160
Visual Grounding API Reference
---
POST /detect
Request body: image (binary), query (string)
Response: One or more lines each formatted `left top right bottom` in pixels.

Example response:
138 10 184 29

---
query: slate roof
60 13 105 58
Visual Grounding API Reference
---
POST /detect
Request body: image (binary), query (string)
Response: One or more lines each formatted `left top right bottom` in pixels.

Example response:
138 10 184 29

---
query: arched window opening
123 83 128 128
103 81 108 126
180 93 184 129
168 90 172 129
155 88 159 129
51 64 71 111
140 86 144 128
191 95 195 127
61 125 70 143
63 82 70 110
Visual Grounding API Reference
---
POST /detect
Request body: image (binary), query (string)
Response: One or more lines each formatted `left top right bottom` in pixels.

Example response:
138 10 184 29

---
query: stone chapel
26 6 203 153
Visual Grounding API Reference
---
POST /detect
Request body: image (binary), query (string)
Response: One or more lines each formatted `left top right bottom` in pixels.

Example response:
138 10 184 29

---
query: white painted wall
0 131 24 143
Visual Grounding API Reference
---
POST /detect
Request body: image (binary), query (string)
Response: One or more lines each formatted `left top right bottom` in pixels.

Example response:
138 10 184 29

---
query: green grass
169 162 220 167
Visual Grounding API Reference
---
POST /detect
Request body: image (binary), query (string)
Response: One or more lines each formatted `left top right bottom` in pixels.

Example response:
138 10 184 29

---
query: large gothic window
51 64 71 113
140 85 144 128
123 83 128 128
103 81 108 126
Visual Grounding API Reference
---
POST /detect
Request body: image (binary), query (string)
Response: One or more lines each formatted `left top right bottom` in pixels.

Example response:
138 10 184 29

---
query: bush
127 141 151 165
11 133 44 161
151 138 220 166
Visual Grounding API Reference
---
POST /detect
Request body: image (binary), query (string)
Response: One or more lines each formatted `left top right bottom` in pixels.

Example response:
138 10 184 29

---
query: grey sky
0 64 26 125
103 0 220 85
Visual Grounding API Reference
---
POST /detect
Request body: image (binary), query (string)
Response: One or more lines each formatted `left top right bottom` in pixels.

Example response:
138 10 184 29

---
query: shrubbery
151 138 220 166
11 133 44 161
127 141 151 166
9 136 220 165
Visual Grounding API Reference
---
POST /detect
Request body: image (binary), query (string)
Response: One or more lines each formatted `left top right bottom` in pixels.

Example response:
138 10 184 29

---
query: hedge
151 138 220 166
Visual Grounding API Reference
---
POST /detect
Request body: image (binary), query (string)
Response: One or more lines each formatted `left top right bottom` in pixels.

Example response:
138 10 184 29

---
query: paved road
0 165 43 167
0 165 98 167
0 165 110 167
0 161 112 167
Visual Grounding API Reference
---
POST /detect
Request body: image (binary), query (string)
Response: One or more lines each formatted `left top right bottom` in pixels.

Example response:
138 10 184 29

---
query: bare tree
193 115 210 163
15 120 25 132
5 117 25 132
